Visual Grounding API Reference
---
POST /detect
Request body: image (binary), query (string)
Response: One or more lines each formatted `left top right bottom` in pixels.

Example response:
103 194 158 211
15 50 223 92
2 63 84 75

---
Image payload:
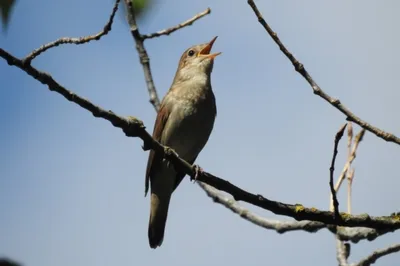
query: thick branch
23 0 120 64
142 8 211 40
247 0 400 146
1 48 400 231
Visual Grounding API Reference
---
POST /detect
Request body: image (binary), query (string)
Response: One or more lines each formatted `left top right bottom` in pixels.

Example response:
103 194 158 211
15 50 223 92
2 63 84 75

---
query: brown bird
145 36 220 248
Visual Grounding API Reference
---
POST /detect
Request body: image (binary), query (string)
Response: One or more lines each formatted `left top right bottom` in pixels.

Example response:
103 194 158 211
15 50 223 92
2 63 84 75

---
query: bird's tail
148 191 171 248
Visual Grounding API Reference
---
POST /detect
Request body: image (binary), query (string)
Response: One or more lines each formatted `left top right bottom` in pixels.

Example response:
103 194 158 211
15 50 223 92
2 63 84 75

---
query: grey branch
200 182 393 242
337 238 351 266
247 0 400 146
2 48 400 231
23 0 120 64
199 182 325 233
355 243 400 266
123 0 160 111
142 8 211 40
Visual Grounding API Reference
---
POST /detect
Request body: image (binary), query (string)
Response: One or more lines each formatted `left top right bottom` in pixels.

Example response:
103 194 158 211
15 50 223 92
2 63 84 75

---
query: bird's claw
191 165 204 182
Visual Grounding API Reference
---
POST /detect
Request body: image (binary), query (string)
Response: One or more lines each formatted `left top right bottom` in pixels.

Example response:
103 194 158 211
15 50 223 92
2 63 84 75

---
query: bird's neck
170 71 213 102
173 68 211 89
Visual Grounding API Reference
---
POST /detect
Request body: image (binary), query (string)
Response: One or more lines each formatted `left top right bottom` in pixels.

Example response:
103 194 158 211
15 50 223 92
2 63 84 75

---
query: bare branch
336 238 351 266
246 0 400 146
1 47 400 232
142 8 211 40
346 122 354 214
355 243 400 266
200 182 394 241
330 124 347 219
199 182 325 233
23 0 120 64
334 129 366 193
333 227 395 243
123 0 160 111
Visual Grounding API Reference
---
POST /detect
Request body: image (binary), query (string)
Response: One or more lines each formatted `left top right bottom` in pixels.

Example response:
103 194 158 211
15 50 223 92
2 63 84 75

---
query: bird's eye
188 50 195 57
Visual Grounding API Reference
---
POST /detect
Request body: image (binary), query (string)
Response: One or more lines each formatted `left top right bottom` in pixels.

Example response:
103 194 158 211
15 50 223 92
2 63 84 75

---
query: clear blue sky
1 0 399 265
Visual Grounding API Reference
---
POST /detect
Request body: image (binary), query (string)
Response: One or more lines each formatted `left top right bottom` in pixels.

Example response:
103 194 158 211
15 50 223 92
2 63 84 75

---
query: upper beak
198 36 221 59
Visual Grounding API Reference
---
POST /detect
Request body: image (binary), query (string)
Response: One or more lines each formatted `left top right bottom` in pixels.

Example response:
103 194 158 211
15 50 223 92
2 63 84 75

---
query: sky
1 0 400 265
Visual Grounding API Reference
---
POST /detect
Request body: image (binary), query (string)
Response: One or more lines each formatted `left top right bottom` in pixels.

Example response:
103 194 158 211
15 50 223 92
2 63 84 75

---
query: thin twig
335 123 354 266
330 124 347 219
347 168 355 214
246 0 400 146
23 0 120 64
142 8 211 39
124 0 160 111
347 122 354 214
355 243 400 266
334 129 366 193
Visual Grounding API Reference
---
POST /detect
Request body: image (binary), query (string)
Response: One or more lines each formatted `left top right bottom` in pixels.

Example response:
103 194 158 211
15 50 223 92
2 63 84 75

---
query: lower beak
199 36 221 59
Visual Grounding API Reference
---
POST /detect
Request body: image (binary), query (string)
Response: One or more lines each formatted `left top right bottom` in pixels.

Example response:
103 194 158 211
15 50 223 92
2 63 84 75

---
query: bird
144 36 220 248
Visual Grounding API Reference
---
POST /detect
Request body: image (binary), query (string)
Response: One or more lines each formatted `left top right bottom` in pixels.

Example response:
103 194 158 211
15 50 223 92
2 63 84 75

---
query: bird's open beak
198 36 221 59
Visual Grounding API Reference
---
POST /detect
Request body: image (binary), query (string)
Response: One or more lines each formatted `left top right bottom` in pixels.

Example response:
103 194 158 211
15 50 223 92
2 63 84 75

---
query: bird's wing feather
145 102 171 196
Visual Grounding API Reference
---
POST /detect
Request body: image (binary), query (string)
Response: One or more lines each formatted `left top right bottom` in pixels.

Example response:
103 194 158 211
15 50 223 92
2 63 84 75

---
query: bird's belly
163 104 215 162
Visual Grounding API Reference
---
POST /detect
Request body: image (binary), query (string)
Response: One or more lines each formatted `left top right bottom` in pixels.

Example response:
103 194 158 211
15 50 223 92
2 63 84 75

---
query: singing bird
145 36 221 248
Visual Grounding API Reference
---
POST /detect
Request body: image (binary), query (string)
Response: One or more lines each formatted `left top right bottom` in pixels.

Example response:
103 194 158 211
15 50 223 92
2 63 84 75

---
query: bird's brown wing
145 103 170 196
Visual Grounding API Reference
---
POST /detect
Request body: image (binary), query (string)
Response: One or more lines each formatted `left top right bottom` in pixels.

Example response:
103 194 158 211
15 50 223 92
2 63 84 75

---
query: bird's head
173 36 221 84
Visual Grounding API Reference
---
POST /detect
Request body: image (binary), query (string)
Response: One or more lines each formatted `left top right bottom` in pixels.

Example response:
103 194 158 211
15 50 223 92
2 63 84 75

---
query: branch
333 227 394 243
120 1 400 239
23 0 120 64
335 129 366 192
330 124 347 219
336 238 351 266
355 243 400 266
123 0 160 111
2 48 400 231
246 0 400 146
142 8 211 40
200 182 394 242
199 182 325 233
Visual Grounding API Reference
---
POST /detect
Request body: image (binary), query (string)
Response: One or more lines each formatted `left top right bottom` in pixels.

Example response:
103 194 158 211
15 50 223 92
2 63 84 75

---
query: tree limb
1 47 400 231
246 0 400 146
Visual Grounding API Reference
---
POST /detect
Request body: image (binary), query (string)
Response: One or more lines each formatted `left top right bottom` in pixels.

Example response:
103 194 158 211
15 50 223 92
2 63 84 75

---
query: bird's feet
191 165 204 182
